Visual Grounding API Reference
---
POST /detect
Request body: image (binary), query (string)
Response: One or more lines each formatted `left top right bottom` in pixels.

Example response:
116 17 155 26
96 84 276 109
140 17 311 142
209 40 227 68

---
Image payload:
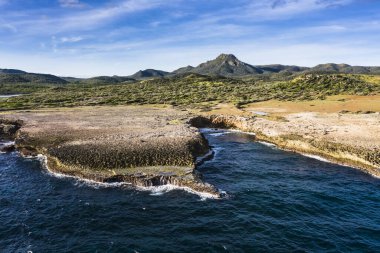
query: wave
137 184 220 201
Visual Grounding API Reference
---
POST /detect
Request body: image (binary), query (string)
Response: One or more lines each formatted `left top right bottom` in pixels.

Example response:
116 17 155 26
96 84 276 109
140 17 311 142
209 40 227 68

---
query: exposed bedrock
190 114 380 177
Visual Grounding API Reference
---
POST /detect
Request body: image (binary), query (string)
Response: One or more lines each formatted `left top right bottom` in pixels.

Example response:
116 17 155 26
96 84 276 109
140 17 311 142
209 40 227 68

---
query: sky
0 0 379 77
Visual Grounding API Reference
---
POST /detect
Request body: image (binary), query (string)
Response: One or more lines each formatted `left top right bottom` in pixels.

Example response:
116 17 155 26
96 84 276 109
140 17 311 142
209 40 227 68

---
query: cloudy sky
0 0 379 77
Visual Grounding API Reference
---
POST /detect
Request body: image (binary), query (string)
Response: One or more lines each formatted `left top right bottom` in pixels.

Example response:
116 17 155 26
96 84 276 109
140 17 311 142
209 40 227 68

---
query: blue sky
0 0 379 77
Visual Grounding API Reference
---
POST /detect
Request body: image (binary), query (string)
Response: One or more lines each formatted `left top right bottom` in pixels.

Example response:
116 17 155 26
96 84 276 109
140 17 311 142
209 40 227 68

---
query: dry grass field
243 95 380 116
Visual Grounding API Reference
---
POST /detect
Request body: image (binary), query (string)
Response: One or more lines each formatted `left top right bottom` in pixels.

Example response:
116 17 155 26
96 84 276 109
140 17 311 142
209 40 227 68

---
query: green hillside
1 73 378 111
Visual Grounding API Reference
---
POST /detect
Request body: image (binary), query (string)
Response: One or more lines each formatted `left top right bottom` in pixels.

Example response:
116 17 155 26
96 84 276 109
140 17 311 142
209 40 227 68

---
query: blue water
1 130 380 252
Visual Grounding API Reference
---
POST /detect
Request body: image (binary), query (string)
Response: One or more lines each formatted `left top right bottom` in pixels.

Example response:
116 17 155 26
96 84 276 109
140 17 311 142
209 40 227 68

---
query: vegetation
0 73 379 111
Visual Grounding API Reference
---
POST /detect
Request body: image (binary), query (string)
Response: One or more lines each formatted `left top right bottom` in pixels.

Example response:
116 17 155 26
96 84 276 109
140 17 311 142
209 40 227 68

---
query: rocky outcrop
0 119 22 152
0 119 22 138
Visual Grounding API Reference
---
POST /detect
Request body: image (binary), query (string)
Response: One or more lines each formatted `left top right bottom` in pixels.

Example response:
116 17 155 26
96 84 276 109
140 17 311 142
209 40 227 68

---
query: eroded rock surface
0 106 219 196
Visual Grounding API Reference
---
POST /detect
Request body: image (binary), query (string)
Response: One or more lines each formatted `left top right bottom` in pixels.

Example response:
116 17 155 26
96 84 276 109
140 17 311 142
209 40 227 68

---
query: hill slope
77 76 136 85
129 69 169 80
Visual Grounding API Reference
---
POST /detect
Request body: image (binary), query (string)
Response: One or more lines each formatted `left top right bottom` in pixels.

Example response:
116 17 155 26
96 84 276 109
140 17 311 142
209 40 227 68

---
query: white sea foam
196 149 214 164
33 155 131 189
212 146 224 156
0 141 15 154
137 184 220 201
0 94 22 98
257 141 277 148
302 154 330 163
209 132 227 137
0 141 15 146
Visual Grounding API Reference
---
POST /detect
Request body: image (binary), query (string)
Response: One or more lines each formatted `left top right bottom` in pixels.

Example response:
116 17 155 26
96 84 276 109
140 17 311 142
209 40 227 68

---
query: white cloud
195 0 354 23
0 23 17 32
2 0 169 35
61 36 84 43
59 0 85 8
248 0 354 17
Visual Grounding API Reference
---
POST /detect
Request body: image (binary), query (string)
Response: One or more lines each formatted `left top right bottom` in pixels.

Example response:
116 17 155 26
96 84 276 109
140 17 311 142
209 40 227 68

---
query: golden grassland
243 95 380 116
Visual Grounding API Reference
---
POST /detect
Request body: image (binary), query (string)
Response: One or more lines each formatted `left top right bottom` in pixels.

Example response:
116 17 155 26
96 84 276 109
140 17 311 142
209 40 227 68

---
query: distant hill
308 63 380 74
129 69 169 80
0 70 68 84
77 76 136 85
254 64 309 73
0 69 27 74
61 77 84 83
171 66 195 75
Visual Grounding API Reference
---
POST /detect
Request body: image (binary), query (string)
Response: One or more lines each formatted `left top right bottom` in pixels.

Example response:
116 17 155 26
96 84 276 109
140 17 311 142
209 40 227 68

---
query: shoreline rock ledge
0 106 220 197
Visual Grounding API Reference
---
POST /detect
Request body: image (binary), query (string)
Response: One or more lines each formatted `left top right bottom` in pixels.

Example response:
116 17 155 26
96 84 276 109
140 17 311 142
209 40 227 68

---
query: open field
244 95 380 116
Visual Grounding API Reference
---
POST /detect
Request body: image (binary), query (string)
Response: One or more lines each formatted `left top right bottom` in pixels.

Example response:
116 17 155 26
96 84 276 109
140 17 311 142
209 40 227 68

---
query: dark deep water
1 129 380 252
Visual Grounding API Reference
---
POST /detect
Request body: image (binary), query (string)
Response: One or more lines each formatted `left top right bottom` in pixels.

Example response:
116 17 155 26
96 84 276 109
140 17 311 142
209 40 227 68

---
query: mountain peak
214 54 242 67
188 53 263 76
216 53 238 61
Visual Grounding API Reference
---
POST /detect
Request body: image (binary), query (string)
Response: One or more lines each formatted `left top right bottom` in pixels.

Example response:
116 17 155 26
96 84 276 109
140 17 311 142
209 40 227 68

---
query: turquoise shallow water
1 130 380 252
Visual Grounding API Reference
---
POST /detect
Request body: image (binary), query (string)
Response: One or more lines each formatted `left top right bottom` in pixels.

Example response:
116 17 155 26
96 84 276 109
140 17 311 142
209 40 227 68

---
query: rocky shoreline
190 114 380 178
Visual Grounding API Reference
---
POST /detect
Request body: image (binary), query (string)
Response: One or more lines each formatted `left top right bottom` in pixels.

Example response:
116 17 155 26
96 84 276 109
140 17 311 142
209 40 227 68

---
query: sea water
0 130 379 252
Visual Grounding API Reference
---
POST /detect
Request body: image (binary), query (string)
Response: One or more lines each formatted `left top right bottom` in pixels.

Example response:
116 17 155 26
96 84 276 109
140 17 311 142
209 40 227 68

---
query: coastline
1 105 379 199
